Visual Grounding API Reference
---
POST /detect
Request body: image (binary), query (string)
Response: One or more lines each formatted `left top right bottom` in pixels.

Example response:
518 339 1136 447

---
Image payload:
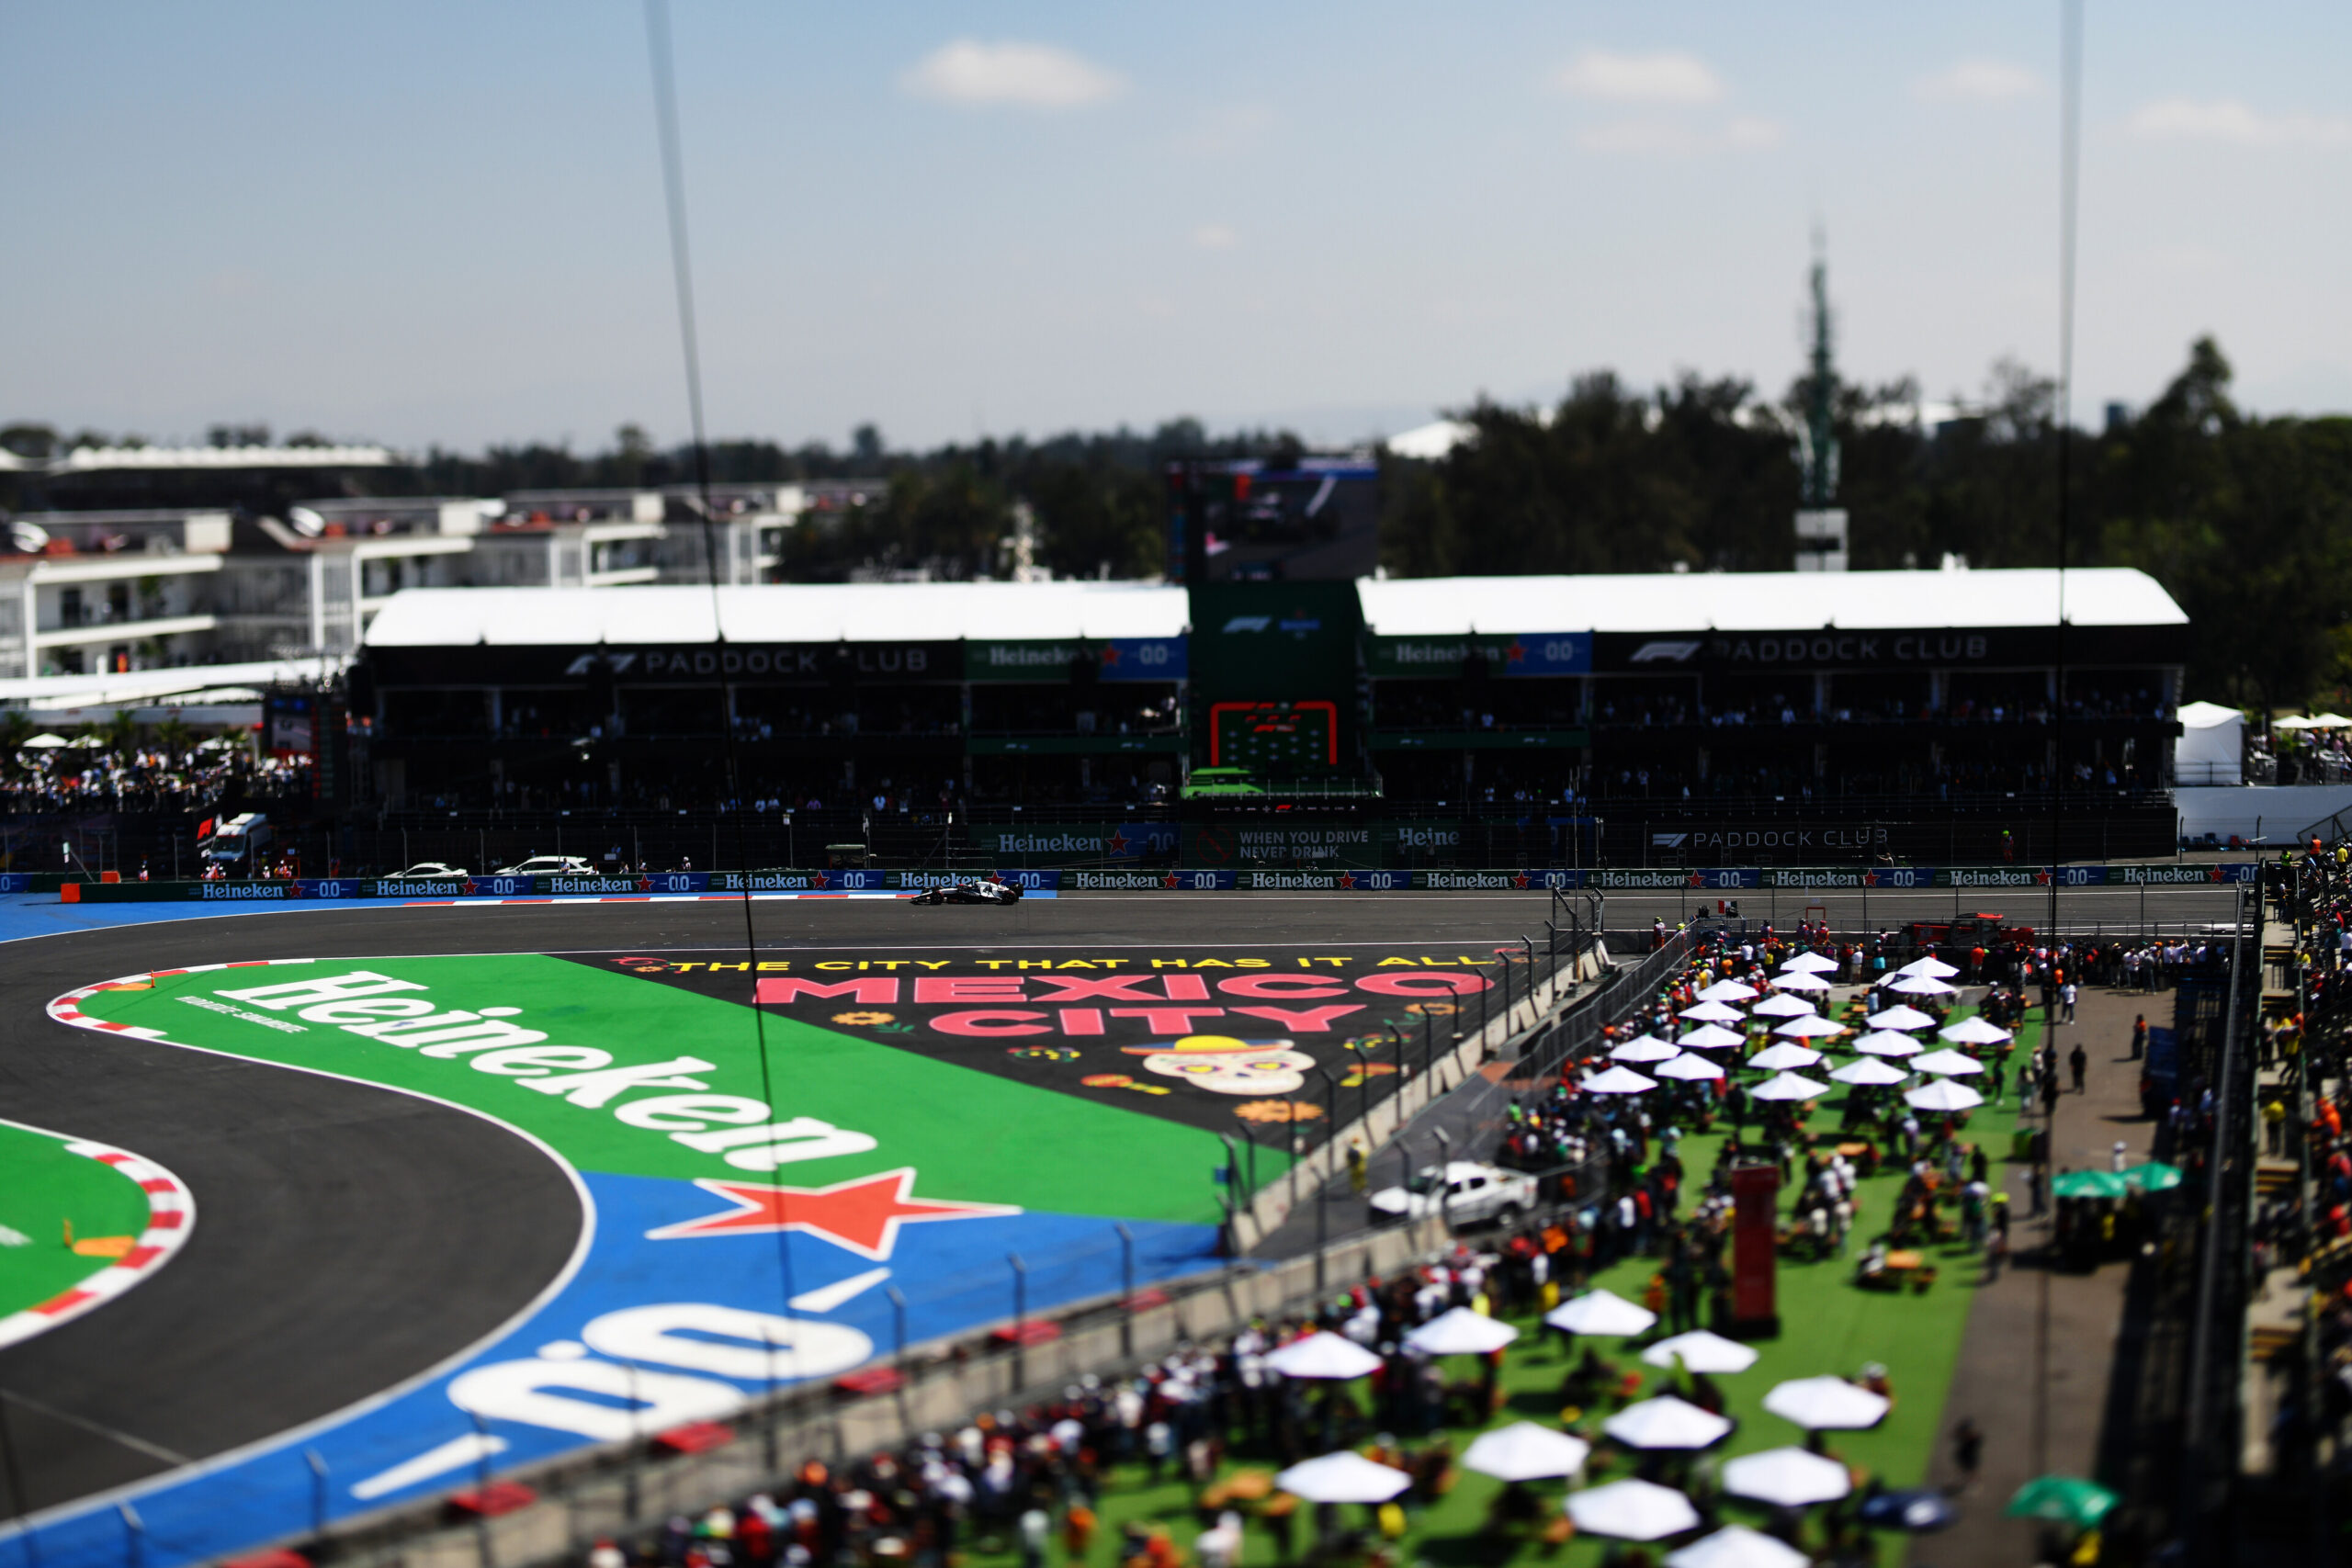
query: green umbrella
2006 1475 2119 1529
2050 1170 2129 1201
2122 1161 2184 1192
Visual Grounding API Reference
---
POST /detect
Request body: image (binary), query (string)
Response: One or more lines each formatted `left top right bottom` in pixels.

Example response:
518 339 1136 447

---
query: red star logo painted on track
646 1168 1020 1261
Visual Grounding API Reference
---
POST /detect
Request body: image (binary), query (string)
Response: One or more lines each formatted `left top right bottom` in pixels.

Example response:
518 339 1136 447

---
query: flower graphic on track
1124 1034 1315 1097
1340 1063 1399 1088
1404 1001 1458 1017
831 1010 896 1026
1233 1100 1325 1123
1008 1045 1080 1062
1082 1073 1135 1089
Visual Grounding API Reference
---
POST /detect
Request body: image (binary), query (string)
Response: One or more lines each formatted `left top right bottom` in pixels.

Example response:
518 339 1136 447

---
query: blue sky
5 2 2347 453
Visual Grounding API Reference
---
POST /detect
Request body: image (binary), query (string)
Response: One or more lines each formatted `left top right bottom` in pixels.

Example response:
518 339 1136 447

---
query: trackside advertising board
53 863 2255 904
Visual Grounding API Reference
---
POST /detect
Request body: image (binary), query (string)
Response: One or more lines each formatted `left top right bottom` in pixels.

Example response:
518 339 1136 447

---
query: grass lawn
960 1003 2041 1568
0 1118 153 1320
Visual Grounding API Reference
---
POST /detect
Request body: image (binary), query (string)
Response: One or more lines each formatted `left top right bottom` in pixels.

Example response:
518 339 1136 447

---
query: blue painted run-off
7 1171 1219 1568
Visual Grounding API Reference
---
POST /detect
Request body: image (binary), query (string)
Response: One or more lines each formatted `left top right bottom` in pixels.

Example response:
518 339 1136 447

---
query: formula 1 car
909 877 1024 907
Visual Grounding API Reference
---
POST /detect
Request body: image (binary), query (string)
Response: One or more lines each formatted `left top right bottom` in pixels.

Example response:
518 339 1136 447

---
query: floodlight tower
1792 231 1847 570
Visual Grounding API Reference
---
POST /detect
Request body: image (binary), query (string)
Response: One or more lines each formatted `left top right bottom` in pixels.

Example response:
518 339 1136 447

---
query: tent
2175 701 2243 785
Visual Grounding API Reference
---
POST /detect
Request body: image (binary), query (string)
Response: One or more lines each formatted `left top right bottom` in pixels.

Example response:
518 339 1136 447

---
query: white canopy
1462 1422 1590 1483
1747 1043 1825 1072
1544 1289 1657 1337
1274 1450 1412 1503
1678 1023 1747 1050
20 733 67 748
1771 1013 1847 1039
1680 1000 1746 1024
1866 1005 1938 1032
1771 971 1832 992
1751 993 1816 1019
1405 1306 1519 1357
2175 700 2244 785
1779 951 1840 974
1657 1053 1726 1081
1565 1478 1702 1542
1722 1446 1851 1507
1855 1030 1927 1057
1939 1016 2013 1045
1909 1048 1986 1077
1611 1034 1681 1063
1889 975 1958 997
1896 956 1959 978
1602 1395 1734 1450
1751 1072 1832 1101
1640 1330 1760 1374
1761 1375 1891 1431
1905 1078 1985 1112
1265 1331 1383 1381
1667 1525 1811 1568
1583 1065 1659 1095
1695 980 1758 1002
1830 1057 1910 1087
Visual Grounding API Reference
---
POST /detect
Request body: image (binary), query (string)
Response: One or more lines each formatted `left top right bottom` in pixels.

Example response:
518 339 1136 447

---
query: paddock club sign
1590 623 2177 672
364 642 965 686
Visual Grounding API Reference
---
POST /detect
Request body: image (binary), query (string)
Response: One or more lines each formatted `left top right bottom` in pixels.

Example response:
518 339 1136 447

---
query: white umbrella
1897 956 1959 978
1854 1031 1925 1058
1657 1053 1725 1081
1761 1375 1891 1431
20 734 67 749
1722 1447 1851 1507
1462 1422 1590 1483
1680 1000 1745 1024
1566 1478 1701 1542
1750 1072 1830 1101
1770 971 1831 992
1603 1395 1732 1450
1889 975 1957 997
1780 951 1839 974
1640 1330 1759 1374
1405 1306 1519 1356
1611 1034 1681 1063
1265 1331 1383 1381
1544 1289 1657 1337
1747 1042 1824 1072
1772 1014 1846 1039
1939 1016 2013 1045
1750 993 1816 1019
1909 1048 1985 1077
1865 1005 1937 1032
1274 1450 1412 1504
1905 1078 1984 1112
1583 1065 1658 1095
1667 1525 1811 1568
1678 1023 1747 1050
1695 980 1758 1002
1829 1057 1910 1086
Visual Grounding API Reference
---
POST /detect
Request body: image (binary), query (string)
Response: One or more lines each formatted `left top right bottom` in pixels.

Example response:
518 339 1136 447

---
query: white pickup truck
1368 1160 1540 1227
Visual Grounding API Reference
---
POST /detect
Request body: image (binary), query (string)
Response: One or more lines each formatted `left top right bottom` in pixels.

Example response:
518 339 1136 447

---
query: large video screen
1167 458 1379 583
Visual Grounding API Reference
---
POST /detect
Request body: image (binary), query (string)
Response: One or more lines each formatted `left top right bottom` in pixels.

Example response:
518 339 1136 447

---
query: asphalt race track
0 884 2245 1531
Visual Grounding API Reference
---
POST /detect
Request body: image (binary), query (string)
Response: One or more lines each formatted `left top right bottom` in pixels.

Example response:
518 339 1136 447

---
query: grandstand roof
1356 568 2187 634
363 581 1190 647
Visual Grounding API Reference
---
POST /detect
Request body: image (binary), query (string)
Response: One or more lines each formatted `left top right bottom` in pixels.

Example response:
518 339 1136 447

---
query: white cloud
1725 117 1783 149
899 40 1125 109
2127 97 2352 148
1915 59 2038 102
1555 49 1723 106
1192 223 1239 251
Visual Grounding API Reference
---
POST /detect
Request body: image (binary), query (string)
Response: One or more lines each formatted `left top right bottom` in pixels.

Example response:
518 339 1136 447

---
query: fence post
1114 1224 1135 1359
1009 1253 1029 1392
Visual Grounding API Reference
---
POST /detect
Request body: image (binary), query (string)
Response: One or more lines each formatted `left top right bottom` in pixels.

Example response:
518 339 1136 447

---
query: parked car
1368 1160 1539 1227
381 863 469 881
492 855 597 876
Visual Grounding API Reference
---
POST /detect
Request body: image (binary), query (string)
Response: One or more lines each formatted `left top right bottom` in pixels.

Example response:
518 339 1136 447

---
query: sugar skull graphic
1123 1034 1315 1096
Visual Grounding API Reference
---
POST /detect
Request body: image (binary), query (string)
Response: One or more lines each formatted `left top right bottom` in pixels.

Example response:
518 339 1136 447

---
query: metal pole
306 1446 329 1538
1114 1223 1136 1358
468 1408 496 1568
1433 1127 1454 1237
1315 1065 1338 1292
886 1284 908 1378
1009 1253 1029 1391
